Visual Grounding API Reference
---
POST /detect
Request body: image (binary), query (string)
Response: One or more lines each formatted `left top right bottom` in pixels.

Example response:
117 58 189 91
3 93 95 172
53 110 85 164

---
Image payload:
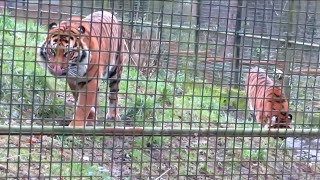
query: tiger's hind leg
106 65 122 121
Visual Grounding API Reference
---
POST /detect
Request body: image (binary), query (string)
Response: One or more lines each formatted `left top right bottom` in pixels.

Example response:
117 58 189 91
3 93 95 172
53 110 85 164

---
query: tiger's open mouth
47 66 68 77
269 122 292 129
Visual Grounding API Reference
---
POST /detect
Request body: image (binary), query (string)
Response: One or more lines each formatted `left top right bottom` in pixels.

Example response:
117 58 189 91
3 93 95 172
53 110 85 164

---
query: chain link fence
0 0 319 179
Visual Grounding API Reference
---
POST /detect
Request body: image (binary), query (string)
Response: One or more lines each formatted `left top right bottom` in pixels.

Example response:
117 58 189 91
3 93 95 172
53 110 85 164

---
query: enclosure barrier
0 126 319 137
1 0 320 179
0 125 320 137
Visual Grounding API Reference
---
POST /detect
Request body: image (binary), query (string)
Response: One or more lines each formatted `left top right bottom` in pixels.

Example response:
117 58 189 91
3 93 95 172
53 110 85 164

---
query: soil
0 93 319 180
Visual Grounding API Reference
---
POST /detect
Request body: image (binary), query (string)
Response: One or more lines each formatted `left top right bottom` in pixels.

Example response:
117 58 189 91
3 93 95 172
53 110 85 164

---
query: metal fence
0 0 320 179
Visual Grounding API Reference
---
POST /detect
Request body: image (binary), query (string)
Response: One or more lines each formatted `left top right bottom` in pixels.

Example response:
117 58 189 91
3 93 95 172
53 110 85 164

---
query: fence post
38 0 43 25
284 0 295 98
156 1 164 60
232 0 243 88
129 0 134 22
103 0 109 8
194 0 201 58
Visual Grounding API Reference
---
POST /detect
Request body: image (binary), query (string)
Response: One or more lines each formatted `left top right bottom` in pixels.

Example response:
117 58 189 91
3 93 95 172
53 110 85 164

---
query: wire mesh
0 0 320 179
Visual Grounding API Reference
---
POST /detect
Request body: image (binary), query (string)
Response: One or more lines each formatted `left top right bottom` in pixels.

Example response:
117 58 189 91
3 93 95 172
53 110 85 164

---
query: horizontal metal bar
0 126 319 137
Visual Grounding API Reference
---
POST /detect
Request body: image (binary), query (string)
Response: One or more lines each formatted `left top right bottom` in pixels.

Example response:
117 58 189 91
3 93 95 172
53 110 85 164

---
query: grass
0 13 319 179
0 12 68 124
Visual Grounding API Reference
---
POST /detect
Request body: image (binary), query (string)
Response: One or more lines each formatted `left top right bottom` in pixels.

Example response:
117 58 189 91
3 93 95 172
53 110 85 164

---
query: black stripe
109 79 120 87
77 79 93 88
79 49 87 63
107 66 118 79
39 44 47 60
107 38 122 79
109 88 119 93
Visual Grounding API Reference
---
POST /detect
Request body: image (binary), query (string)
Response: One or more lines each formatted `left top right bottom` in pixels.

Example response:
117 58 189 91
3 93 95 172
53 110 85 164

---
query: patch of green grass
116 65 247 129
293 110 320 129
242 148 268 161
0 13 68 122
49 162 112 179
0 135 113 179
198 162 214 175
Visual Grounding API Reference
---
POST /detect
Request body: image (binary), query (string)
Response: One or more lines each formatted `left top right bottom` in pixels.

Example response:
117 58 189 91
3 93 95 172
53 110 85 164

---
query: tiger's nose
48 64 63 76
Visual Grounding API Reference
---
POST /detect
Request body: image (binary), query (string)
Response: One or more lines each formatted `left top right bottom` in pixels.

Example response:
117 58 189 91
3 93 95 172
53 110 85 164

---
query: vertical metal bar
10 1 20 179
230 1 244 175
284 0 295 98
58 0 63 21
109 1 119 177
24 1 33 178
175 1 186 177
239 0 250 177
129 0 134 22
215 0 228 175
194 0 200 60
151 0 164 177
2 3 10 179
38 0 43 25
106 0 111 11
246 0 258 177
200 0 214 178
232 0 242 88
209 0 222 178
194 1 202 177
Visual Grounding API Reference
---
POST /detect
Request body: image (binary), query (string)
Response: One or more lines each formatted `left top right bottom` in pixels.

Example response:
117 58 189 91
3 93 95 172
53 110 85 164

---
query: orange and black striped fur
37 11 127 127
245 67 293 131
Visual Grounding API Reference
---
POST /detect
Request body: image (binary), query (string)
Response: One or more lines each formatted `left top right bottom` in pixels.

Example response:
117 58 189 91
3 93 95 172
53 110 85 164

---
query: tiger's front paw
106 113 121 121
68 119 86 127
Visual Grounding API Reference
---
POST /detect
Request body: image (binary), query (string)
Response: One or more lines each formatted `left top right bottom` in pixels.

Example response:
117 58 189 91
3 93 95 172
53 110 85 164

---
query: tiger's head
266 114 293 140
268 113 293 129
37 21 90 78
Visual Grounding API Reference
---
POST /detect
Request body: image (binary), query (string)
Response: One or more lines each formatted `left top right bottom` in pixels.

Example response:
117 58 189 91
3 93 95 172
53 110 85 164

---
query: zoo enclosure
0 0 320 179
4 0 320 114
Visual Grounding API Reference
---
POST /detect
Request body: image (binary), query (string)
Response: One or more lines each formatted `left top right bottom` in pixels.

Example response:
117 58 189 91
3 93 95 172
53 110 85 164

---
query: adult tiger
37 11 128 127
245 67 293 133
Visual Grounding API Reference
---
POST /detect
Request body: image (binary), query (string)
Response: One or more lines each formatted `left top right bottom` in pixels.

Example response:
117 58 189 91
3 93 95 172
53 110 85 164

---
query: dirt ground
0 134 319 180
0 93 319 180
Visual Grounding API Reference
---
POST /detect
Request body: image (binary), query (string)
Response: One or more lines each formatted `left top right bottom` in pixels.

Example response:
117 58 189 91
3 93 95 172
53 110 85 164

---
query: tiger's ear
78 25 85 33
48 22 57 30
288 114 293 120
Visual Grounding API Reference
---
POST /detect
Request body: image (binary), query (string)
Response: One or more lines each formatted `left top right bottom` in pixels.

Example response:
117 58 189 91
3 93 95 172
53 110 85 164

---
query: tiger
37 11 128 127
245 66 293 135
